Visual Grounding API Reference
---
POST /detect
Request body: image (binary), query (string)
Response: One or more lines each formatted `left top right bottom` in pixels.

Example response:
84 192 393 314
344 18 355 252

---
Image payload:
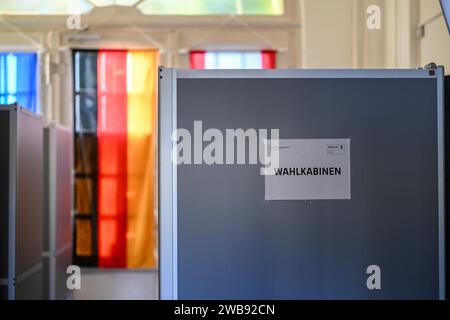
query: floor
72 268 158 300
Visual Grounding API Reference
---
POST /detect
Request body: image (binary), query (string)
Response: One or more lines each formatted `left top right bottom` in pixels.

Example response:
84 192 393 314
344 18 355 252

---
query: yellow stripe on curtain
126 50 158 268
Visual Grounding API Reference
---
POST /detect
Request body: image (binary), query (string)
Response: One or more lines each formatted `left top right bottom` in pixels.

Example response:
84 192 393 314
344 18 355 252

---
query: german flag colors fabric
96 50 157 268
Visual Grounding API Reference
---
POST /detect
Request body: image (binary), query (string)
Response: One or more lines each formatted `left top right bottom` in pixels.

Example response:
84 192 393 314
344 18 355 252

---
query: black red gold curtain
73 49 157 269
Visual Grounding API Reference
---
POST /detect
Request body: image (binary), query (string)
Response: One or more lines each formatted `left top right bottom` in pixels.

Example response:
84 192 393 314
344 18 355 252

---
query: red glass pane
190 50 206 69
262 49 276 69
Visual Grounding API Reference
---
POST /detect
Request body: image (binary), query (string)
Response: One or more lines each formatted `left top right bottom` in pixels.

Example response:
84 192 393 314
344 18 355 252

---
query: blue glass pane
75 94 97 132
0 52 37 113
74 50 98 132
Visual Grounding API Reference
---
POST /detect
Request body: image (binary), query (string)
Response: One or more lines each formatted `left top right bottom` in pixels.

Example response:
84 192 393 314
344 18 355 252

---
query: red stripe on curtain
97 50 128 268
190 50 206 69
261 50 277 69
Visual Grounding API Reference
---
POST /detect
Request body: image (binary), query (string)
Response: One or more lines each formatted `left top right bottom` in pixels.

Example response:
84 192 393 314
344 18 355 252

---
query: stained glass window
137 0 284 15
0 0 94 15
0 0 284 15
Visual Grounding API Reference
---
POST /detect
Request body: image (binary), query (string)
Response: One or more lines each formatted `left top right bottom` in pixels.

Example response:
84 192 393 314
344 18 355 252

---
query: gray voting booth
0 105 44 300
43 124 72 300
159 67 445 300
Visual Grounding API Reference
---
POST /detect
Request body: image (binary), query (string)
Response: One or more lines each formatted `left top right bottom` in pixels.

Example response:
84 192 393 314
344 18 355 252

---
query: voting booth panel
445 75 450 298
0 105 44 300
159 68 445 300
43 124 73 300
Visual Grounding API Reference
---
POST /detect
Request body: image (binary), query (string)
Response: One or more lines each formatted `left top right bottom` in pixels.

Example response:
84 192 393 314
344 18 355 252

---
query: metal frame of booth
159 67 445 300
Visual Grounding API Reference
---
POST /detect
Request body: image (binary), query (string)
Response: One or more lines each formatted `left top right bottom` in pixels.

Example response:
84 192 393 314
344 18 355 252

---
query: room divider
0 104 43 300
159 66 445 299
43 123 72 300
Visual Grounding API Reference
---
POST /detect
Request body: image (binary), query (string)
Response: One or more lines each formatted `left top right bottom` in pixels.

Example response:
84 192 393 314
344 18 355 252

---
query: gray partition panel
56 127 72 251
444 75 450 297
159 68 445 300
0 286 7 300
16 108 43 300
16 109 43 278
15 268 43 300
0 110 10 282
43 124 72 300
0 105 43 300
44 128 50 254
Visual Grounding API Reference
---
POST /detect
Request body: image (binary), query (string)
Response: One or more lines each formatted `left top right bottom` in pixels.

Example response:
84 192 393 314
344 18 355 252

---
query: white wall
300 0 387 69
300 0 355 68
384 0 420 68
419 0 450 73
300 0 449 72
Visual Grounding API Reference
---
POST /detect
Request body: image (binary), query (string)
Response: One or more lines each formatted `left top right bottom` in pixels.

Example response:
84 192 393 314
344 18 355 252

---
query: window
190 50 276 69
0 0 284 16
136 0 284 15
0 52 38 113
73 50 99 266
74 51 98 132
0 0 94 15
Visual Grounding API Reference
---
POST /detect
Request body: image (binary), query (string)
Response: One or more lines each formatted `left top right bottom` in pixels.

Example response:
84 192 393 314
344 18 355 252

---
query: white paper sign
264 139 351 200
